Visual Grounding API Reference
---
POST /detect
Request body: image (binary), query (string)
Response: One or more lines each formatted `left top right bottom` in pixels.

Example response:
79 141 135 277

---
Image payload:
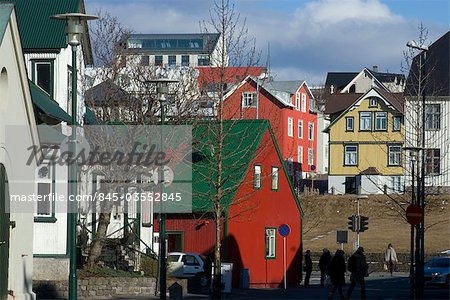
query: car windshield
167 255 181 263
425 258 450 268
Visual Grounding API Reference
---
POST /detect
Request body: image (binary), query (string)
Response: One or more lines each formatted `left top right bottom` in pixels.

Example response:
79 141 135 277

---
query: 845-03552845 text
9 192 183 202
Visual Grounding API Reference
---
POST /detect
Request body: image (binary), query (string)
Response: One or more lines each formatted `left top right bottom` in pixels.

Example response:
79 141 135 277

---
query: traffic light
359 215 369 232
347 215 358 232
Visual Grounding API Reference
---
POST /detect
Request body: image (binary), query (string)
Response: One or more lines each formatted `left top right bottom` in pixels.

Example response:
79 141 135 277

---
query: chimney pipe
372 65 378 73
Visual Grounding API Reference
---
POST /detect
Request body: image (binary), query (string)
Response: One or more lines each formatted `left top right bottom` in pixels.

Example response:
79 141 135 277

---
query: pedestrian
346 246 368 300
384 243 398 276
304 250 313 287
327 249 346 300
319 248 332 287
203 251 214 287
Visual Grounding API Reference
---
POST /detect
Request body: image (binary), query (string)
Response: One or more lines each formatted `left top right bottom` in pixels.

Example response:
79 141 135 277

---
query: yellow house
324 87 404 194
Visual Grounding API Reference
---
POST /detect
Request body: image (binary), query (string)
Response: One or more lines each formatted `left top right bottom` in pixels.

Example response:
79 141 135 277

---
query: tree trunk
86 212 111 269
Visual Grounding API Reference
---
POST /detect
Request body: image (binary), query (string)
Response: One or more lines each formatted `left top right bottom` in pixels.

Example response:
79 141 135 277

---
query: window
271 167 279 190
181 55 190 66
295 92 300 110
35 163 55 217
308 148 314 166
154 55 163 66
242 92 256 107
33 60 53 95
265 228 276 259
298 146 303 164
287 118 293 137
140 55 149 66
388 145 402 166
182 255 200 266
67 67 72 116
359 112 372 131
344 145 358 166
308 122 314 140
393 116 401 131
425 104 441 130
309 97 315 111
254 165 261 189
301 93 307 112
168 55 176 66
391 176 402 193
198 55 210 66
369 97 377 107
298 120 303 138
375 112 387 131
286 159 293 176
425 149 440 175
346 117 354 131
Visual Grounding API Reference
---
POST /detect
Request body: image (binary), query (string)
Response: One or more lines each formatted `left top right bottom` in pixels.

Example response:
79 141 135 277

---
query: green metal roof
0 0 79 50
0 4 13 44
191 120 268 211
29 80 74 124
84 107 99 125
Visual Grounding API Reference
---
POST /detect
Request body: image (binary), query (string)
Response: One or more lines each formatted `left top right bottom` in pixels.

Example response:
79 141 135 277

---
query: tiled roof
0 0 79 50
405 31 450 97
197 66 265 90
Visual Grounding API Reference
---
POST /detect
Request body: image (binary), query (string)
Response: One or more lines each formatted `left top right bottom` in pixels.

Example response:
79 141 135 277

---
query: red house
222 77 318 187
154 120 304 287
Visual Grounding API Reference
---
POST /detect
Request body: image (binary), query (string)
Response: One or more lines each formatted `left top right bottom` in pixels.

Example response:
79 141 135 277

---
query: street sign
278 224 291 237
406 204 424 225
336 230 348 244
311 165 316 171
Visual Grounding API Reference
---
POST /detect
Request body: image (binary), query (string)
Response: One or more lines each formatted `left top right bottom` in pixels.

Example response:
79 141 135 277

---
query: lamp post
146 78 178 299
406 40 428 299
355 195 368 249
50 13 98 300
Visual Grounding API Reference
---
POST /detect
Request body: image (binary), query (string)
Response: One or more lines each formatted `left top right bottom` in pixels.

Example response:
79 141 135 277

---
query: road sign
337 230 348 244
311 165 316 171
406 204 424 225
278 224 291 237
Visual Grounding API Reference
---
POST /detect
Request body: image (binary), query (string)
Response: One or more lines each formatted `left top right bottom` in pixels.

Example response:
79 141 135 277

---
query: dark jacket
348 250 368 281
319 251 332 272
328 253 346 286
304 255 313 272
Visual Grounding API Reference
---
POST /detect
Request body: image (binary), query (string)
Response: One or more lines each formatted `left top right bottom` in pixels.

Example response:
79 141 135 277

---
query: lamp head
406 40 428 52
51 13 98 46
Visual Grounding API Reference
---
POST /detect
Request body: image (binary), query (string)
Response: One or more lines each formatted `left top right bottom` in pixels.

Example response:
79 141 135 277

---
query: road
114 272 449 300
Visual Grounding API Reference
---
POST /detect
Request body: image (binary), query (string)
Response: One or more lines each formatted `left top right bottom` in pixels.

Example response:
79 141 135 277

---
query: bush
140 255 158 277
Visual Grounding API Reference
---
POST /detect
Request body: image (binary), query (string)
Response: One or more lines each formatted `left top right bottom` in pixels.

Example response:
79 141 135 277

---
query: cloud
85 0 448 84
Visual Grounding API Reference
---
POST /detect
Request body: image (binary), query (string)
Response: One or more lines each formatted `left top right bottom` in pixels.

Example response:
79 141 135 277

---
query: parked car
167 252 205 277
424 257 450 286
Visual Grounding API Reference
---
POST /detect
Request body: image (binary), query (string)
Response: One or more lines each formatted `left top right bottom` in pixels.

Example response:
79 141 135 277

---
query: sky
85 0 449 85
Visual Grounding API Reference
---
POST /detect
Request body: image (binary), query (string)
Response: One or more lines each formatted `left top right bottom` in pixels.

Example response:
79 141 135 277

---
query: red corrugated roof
197 66 265 89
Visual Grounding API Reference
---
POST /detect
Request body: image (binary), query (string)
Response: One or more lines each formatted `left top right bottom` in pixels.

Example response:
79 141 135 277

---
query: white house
0 4 39 299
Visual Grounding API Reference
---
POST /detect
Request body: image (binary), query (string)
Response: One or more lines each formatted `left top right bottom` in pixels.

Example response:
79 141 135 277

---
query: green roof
0 4 13 44
29 80 74 124
1 0 79 50
191 120 268 211
84 107 100 125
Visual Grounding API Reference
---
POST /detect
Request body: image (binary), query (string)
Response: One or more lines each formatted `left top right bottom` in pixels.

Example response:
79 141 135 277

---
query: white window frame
359 112 372 131
254 165 261 189
265 228 276 259
425 104 441 130
287 117 293 137
375 112 387 131
35 162 55 217
298 120 303 139
308 122 314 140
346 117 354 131
298 146 303 164
344 145 358 166
242 92 257 108
301 93 307 112
393 116 401 131
271 167 279 190
295 92 300 111
308 148 314 166
388 145 402 166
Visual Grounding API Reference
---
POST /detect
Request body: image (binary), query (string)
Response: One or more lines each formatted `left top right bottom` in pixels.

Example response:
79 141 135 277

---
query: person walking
384 243 398 276
327 250 346 300
346 247 368 299
304 250 313 287
319 248 332 287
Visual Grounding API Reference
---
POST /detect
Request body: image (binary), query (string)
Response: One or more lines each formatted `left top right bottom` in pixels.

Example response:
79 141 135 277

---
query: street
113 272 449 300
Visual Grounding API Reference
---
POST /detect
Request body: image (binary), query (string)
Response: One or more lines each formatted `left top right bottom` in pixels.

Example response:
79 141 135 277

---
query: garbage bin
239 268 250 289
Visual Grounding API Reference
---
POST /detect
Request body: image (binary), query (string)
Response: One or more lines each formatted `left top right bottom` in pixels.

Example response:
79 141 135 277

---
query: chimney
372 65 378 73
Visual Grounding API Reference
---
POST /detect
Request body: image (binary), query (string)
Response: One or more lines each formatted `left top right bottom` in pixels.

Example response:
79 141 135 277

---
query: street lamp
406 40 428 299
255 72 268 119
355 195 368 249
50 12 98 300
146 78 178 299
